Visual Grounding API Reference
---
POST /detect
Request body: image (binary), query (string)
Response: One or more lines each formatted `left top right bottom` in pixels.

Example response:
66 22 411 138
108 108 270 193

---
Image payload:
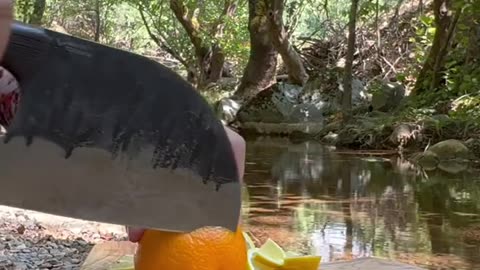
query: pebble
0 208 129 269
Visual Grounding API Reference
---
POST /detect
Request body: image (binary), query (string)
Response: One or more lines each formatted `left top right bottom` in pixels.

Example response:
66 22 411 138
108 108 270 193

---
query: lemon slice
281 255 321 270
243 231 257 249
253 238 286 268
247 248 258 270
285 251 300 257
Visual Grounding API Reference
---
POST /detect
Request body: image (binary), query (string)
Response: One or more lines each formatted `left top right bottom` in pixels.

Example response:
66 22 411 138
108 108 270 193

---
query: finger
223 126 246 182
127 226 145 243
0 0 12 60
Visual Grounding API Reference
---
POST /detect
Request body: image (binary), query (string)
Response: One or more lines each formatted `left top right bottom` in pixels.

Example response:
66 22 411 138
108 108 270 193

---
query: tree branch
211 0 237 38
138 6 189 68
267 0 309 86
170 0 205 55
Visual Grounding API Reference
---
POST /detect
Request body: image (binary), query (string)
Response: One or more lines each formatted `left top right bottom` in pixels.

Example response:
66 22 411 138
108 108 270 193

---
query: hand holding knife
0 0 244 235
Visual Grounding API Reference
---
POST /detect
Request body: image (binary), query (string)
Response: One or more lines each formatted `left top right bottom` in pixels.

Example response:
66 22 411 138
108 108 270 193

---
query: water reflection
241 137 480 270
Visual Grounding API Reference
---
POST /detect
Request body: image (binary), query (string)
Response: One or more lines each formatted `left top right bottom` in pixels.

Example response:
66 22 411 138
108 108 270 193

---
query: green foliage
10 0 480 109
14 0 34 23
450 95 480 122
410 15 435 65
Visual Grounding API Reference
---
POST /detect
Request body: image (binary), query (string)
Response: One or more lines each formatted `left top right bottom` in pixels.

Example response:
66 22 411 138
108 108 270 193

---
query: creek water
241 137 480 270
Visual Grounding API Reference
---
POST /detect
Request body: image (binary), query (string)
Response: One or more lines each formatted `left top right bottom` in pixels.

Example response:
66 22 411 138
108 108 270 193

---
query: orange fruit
134 226 247 270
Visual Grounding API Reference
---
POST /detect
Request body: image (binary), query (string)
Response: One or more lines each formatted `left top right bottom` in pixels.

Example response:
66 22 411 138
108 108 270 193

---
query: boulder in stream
412 139 474 174
235 83 327 135
215 97 242 125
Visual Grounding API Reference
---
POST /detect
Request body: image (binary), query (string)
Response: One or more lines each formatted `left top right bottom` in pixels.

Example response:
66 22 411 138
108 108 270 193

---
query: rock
413 139 472 173
236 83 302 123
465 138 480 158
40 262 53 268
389 124 421 146
236 82 330 127
322 132 339 145
16 244 27 250
427 139 471 161
287 102 326 123
17 225 25 235
0 205 126 270
415 151 439 170
13 262 28 270
236 83 297 123
337 76 367 106
215 97 242 125
371 81 405 112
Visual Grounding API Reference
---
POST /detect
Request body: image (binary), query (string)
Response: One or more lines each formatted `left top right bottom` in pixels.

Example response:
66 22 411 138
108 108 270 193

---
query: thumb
0 0 12 61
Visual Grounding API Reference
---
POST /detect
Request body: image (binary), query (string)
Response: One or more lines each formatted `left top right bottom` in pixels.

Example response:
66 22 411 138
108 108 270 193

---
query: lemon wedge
243 231 257 250
244 234 321 270
285 251 300 257
281 255 321 270
252 238 286 268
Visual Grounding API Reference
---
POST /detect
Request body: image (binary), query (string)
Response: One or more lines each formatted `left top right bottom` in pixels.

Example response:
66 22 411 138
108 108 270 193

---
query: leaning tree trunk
342 0 359 120
207 44 226 83
413 0 455 95
170 0 236 88
170 0 211 87
267 0 308 86
28 0 46 26
234 0 278 99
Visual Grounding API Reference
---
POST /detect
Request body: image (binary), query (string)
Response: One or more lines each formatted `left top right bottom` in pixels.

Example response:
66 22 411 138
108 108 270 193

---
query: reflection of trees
413 169 480 259
243 138 480 266
340 161 353 258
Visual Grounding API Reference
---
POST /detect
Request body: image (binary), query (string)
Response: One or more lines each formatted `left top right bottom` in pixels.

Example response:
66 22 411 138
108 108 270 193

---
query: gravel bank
0 206 129 270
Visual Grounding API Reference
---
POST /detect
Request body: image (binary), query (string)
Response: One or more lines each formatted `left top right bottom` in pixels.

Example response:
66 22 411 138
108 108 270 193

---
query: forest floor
0 206 127 270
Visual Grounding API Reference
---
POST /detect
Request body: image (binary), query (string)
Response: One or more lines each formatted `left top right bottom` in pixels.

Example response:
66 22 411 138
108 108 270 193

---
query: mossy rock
427 139 471 161
412 139 473 173
414 151 439 170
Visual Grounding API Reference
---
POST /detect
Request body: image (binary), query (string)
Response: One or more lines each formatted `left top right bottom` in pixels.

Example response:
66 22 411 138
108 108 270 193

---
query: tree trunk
267 0 308 86
413 0 455 95
170 0 210 87
170 0 235 88
28 0 46 26
94 0 101 42
207 44 226 84
234 0 278 99
430 7 460 90
342 0 359 120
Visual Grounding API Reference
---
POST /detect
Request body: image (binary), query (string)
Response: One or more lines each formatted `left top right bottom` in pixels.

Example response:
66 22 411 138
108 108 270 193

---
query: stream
241 137 480 270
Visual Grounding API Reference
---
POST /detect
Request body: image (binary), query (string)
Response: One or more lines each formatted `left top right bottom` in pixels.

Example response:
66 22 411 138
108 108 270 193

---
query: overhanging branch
138 5 189 68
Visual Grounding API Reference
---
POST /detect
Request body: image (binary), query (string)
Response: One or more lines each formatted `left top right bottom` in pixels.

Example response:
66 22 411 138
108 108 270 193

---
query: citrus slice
285 251 300 257
281 255 321 270
247 248 258 270
253 238 286 268
248 248 280 270
243 231 257 249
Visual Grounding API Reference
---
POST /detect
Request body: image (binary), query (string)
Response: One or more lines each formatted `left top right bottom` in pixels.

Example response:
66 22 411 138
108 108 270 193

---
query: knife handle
1 21 52 84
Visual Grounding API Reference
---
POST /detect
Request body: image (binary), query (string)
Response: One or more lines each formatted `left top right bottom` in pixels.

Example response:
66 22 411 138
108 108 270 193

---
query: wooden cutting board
81 241 137 270
80 241 424 270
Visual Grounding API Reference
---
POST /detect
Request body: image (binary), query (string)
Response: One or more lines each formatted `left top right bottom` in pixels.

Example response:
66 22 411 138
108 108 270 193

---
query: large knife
0 21 241 232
